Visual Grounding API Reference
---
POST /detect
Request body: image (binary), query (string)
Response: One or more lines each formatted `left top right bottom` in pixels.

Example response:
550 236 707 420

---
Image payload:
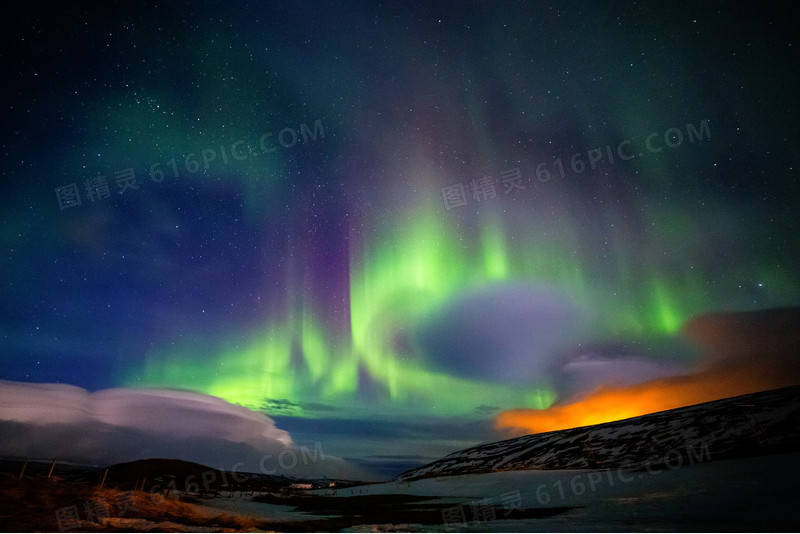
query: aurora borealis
1 1 799 478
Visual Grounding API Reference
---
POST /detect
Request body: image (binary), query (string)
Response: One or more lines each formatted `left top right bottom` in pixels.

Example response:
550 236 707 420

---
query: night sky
1 1 798 479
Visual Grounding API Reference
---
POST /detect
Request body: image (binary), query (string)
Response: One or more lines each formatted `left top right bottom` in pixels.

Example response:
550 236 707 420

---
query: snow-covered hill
394 385 800 482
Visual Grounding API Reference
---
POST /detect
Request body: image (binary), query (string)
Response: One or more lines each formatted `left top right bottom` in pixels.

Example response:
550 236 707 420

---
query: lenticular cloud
0 380 292 467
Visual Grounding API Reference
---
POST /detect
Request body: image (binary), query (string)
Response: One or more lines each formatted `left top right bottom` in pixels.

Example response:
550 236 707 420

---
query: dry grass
0 473 264 532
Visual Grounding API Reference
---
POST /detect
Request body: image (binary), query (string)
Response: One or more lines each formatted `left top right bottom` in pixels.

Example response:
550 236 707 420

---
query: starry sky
1 1 798 479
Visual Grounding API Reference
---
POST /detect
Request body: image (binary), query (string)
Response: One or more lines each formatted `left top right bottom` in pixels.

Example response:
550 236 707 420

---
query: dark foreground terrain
2 385 799 532
0 471 573 532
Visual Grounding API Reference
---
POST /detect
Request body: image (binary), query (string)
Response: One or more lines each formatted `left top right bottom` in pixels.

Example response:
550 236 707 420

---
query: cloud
549 338 697 402
0 381 369 479
413 282 583 384
555 354 688 400
495 307 800 436
0 381 292 448
260 398 338 416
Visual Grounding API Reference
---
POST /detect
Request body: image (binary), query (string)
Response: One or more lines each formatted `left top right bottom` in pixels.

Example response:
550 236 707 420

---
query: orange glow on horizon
496 356 798 436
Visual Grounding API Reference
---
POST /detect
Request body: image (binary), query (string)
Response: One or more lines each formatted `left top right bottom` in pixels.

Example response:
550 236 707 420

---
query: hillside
394 384 800 481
